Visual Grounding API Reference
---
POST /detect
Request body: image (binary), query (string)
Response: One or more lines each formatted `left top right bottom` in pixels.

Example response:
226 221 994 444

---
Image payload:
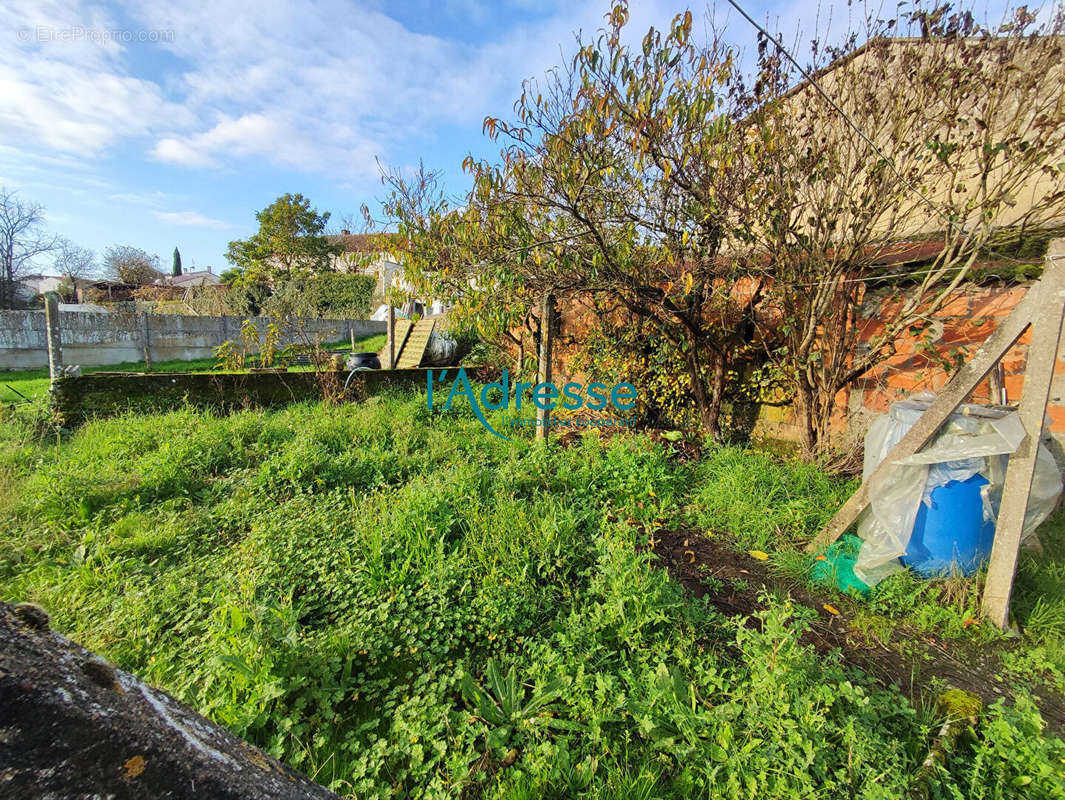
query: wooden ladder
809 239 1065 629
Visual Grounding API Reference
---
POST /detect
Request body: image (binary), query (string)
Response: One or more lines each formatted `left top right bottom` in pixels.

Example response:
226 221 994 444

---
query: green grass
1 392 1063 798
686 444 1065 679
0 333 387 404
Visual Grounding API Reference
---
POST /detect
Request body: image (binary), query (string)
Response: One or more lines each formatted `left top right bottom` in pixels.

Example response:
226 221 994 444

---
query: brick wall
853 285 1031 409
757 280 1065 442
520 281 1061 443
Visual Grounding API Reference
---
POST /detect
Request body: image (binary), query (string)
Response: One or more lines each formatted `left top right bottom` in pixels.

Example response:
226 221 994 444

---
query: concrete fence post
981 239 1065 629
44 293 63 381
138 312 152 371
386 306 396 369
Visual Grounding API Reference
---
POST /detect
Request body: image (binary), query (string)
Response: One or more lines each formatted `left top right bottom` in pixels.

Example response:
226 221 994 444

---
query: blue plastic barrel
901 474 995 577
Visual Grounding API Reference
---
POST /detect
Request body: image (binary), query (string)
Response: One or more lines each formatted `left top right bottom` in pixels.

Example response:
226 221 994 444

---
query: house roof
167 271 221 286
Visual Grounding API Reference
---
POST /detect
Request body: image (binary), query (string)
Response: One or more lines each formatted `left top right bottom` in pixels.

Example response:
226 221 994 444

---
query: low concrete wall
0 311 385 370
49 368 430 425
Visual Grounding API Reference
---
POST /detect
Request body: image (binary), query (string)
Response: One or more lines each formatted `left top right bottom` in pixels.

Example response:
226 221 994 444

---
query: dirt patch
647 527 1065 732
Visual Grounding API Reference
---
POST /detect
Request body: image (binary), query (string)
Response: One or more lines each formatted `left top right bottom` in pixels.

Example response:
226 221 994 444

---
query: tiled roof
168 271 221 286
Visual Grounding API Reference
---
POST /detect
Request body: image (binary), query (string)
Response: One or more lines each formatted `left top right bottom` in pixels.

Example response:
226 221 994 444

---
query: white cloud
107 190 172 206
0 62 178 155
154 210 230 228
130 1 488 174
2 0 685 177
151 111 383 175
0 0 193 156
151 136 215 167
129 0 656 175
2 0 125 71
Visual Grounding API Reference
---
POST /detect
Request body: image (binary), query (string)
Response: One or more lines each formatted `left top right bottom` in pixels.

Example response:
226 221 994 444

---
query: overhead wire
721 0 1040 274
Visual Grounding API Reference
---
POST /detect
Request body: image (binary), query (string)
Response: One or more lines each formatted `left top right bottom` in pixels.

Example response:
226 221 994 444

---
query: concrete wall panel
0 311 385 370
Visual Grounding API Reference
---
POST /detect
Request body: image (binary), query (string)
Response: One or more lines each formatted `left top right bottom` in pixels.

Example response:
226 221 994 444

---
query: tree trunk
706 351 727 442
2 241 13 309
536 292 555 441
687 346 722 442
794 380 819 459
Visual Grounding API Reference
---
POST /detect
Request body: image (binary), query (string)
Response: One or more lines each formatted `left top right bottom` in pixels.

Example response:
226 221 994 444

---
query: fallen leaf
123 755 146 779
823 604 840 616
684 549 696 564
748 550 769 561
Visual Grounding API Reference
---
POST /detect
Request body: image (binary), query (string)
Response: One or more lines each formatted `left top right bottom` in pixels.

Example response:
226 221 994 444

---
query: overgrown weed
1 392 1063 798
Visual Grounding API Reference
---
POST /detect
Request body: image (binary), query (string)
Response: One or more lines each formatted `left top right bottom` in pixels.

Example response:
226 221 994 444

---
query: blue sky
0 0 1010 275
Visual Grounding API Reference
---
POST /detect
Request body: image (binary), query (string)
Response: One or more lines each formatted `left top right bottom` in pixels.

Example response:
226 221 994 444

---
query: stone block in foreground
0 602 338 799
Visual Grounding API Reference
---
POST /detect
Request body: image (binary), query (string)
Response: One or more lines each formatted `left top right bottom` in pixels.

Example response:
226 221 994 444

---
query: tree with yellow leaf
384 2 771 438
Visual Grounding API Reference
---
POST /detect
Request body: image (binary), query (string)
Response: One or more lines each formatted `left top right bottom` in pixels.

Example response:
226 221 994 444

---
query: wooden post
807 239 1065 631
44 293 63 382
536 292 555 441
386 306 396 369
989 361 1006 405
349 326 356 353
982 240 1065 628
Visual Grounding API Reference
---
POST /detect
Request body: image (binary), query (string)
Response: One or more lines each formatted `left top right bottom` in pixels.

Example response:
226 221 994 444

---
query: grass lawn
0 333 387 404
1 388 1063 798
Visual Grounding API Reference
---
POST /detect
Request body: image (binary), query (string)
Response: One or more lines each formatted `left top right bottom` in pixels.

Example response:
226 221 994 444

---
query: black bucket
347 352 381 370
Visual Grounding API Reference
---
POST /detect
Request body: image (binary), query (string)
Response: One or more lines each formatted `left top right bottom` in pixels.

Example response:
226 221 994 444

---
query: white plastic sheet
854 392 1063 585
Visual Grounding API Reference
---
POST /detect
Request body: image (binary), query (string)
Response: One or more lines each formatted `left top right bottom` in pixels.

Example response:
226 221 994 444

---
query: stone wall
49 368 430 426
0 310 385 370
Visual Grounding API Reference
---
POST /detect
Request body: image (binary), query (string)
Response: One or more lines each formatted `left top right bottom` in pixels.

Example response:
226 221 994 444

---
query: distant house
15 274 95 306
18 274 66 297
326 231 447 315
327 231 402 292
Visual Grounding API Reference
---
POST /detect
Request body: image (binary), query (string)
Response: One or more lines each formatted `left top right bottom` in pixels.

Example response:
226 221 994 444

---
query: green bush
261 273 376 319
305 272 376 318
